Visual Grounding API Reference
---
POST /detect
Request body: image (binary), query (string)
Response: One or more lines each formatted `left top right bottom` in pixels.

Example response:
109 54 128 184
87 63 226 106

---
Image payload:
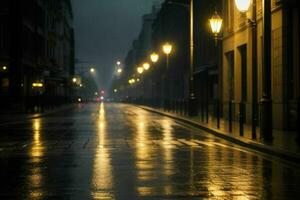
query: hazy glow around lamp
143 63 150 70
137 67 144 74
234 0 251 12
162 43 172 55
150 53 159 63
209 11 223 39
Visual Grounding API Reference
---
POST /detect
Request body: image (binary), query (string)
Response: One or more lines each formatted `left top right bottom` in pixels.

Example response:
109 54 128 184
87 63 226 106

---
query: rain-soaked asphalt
0 103 300 200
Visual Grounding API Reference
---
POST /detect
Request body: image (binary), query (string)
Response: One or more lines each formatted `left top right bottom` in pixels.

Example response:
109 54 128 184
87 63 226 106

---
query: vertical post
297 8 300 144
260 0 273 142
206 80 209 123
217 99 220 128
165 55 169 111
239 102 244 136
297 99 300 144
229 100 232 132
251 0 258 139
188 0 198 116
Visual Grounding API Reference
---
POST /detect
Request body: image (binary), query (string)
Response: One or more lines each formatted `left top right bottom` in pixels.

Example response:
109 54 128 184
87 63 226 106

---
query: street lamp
162 43 172 55
234 0 251 13
166 0 198 116
117 61 121 66
162 43 172 69
150 53 159 63
234 0 272 141
72 77 77 83
137 67 144 74
90 68 95 73
117 68 122 74
209 11 223 44
32 82 44 88
143 63 150 71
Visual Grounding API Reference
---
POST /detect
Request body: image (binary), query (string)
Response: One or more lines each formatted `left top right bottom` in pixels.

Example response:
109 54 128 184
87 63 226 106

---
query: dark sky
72 0 162 90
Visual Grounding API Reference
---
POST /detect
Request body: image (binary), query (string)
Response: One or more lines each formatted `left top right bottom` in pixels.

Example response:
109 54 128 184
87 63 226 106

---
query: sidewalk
0 104 76 125
139 105 300 163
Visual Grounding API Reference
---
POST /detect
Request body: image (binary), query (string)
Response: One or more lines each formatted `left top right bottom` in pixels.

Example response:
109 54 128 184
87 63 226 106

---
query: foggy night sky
72 0 162 90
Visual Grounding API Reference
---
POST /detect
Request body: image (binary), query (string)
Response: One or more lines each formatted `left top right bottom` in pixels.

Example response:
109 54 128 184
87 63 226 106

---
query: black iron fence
128 98 270 140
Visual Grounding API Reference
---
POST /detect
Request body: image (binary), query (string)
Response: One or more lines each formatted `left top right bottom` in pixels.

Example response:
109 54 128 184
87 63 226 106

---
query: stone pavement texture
0 103 300 199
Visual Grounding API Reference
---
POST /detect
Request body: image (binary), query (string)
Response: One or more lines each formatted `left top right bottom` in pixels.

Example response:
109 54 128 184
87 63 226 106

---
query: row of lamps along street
115 0 272 141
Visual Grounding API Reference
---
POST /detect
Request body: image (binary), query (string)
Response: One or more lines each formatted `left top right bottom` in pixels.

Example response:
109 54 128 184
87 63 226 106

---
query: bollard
229 101 232 132
239 102 244 136
297 99 300 144
217 100 220 129
252 101 258 140
201 99 204 121
206 100 209 123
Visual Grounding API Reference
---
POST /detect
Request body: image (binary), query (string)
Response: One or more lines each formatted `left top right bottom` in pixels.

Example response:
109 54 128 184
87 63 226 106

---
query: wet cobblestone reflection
0 103 299 199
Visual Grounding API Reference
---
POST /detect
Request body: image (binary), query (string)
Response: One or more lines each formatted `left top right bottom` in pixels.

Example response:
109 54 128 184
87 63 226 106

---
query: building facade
221 0 299 130
0 0 75 111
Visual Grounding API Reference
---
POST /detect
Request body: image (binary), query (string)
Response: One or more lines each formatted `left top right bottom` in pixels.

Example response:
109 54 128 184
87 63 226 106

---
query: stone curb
138 105 300 164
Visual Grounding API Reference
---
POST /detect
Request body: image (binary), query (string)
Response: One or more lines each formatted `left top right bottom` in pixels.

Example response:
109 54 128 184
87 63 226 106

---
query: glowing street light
32 82 43 88
114 89 118 93
129 79 136 85
72 77 77 83
150 53 159 63
117 68 122 73
117 61 121 66
162 43 172 55
2 66 7 71
234 0 251 13
90 68 95 73
137 67 144 74
209 11 223 43
143 62 150 71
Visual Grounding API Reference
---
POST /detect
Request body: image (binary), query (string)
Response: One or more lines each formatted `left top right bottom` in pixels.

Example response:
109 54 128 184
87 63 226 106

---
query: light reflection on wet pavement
0 103 299 199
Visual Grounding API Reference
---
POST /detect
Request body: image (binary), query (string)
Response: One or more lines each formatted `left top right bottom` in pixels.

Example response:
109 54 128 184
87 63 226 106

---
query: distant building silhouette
0 0 75 111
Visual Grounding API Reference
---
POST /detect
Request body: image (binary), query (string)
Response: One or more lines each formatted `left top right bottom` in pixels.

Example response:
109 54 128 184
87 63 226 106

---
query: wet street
0 103 299 200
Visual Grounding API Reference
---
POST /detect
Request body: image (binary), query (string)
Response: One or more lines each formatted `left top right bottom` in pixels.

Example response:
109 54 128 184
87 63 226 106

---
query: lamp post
235 0 273 141
150 52 159 105
209 10 223 128
162 42 172 111
167 0 197 116
188 0 198 116
162 43 172 68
